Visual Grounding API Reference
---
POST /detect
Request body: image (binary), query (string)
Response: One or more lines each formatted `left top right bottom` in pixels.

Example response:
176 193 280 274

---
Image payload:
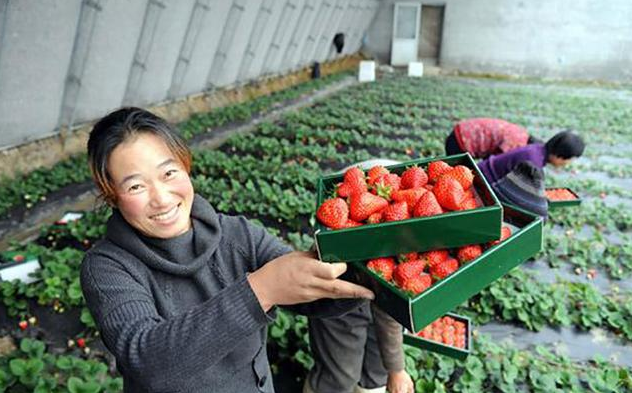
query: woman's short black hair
545 131 585 159
87 107 191 205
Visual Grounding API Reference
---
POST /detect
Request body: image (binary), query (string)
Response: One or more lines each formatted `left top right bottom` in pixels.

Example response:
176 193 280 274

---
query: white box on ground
358 61 376 82
0 259 41 284
408 62 424 77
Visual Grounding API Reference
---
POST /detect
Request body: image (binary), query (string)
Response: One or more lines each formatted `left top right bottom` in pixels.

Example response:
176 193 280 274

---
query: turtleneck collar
105 194 222 277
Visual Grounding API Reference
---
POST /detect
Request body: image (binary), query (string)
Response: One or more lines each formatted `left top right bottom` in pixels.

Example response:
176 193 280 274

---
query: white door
390 2 421 66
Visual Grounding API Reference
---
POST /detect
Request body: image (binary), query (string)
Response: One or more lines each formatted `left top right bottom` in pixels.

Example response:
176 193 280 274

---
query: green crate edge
546 187 582 209
403 312 471 360
314 153 503 262
349 204 543 332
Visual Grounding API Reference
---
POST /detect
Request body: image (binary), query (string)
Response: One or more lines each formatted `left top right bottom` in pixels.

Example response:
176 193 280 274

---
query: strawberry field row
0 73 350 219
463 269 632 340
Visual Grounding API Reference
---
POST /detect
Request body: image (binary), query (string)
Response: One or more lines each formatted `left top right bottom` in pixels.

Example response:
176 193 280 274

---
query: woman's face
548 154 572 167
107 133 194 239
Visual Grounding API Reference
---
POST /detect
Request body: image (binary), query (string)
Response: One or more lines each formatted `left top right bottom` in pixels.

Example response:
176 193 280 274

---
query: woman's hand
387 370 414 393
247 251 374 312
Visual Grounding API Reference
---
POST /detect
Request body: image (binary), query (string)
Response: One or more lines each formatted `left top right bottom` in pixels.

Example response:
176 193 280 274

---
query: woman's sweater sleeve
241 217 364 318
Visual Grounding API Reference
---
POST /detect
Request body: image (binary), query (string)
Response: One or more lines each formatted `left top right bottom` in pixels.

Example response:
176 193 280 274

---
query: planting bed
1 72 632 392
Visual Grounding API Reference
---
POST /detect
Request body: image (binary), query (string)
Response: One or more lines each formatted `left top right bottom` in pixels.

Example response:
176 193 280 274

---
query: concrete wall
364 0 632 81
0 0 380 151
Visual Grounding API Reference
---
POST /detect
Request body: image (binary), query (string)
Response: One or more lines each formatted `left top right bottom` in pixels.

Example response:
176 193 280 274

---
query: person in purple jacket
477 131 585 185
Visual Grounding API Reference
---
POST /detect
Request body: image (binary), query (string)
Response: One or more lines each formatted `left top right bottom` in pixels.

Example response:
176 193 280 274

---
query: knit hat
492 161 548 218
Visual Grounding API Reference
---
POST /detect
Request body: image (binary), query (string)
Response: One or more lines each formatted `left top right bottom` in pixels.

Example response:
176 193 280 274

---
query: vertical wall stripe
123 0 165 105
168 0 212 99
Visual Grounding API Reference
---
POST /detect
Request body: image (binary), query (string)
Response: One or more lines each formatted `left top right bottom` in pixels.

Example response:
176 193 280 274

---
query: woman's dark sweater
81 195 354 392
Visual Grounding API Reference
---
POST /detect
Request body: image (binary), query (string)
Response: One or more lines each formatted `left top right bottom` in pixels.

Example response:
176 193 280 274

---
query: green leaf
67 377 102 393
9 359 26 376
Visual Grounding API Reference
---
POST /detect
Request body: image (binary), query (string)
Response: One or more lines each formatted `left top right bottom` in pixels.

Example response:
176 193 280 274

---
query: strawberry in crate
316 160 484 230
417 315 468 349
364 224 513 297
545 188 578 201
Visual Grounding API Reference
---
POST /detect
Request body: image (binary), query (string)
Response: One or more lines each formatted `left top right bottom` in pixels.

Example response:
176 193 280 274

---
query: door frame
390 2 422 66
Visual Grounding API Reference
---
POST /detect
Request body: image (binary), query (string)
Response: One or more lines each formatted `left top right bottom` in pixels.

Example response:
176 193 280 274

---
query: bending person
445 118 582 160
477 130 585 185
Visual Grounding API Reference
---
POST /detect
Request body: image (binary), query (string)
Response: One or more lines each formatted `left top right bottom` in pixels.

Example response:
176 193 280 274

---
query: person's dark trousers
445 130 464 155
305 301 388 393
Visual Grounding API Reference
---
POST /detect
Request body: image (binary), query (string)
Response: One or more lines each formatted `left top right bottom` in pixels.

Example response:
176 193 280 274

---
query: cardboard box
347 204 543 332
403 313 471 360
315 154 502 262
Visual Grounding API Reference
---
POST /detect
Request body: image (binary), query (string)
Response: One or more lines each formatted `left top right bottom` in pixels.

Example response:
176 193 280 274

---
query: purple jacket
478 143 547 184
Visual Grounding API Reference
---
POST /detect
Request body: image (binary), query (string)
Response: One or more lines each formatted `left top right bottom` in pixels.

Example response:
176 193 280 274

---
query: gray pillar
261 0 298 75
236 0 275 83
56 0 103 139
206 0 247 89
123 0 165 106
168 0 212 99
279 1 315 72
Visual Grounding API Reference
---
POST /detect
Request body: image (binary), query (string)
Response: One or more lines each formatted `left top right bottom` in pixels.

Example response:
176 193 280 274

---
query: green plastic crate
348 204 543 332
314 154 502 262
403 313 471 360
546 187 582 209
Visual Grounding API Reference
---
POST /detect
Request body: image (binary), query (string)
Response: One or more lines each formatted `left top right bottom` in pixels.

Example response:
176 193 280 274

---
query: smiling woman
81 107 374 393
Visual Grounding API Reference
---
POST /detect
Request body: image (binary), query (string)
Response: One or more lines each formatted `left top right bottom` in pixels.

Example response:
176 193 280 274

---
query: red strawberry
398 251 419 262
442 330 455 346
337 167 367 197
433 177 465 211
400 273 432 295
12 254 25 263
316 198 349 229
429 257 459 279
457 244 483 263
428 161 452 183
336 182 351 198
18 320 28 330
457 197 478 211
340 220 363 228
367 211 383 224
400 166 428 189
441 165 474 189
412 191 443 217
463 188 476 200
489 225 512 246
418 327 432 339
367 165 389 186
391 188 427 213
367 257 396 281
420 250 450 268
393 260 426 288
382 201 410 222
76 338 86 348
349 192 389 222
373 173 401 199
